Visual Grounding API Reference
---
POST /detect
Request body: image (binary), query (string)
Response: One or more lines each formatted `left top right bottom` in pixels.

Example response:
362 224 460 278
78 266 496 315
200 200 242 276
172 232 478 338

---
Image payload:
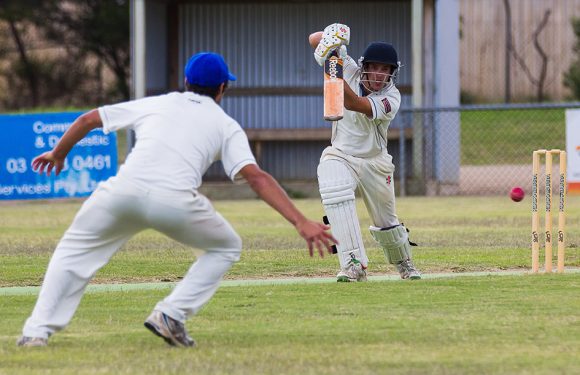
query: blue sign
0 112 117 200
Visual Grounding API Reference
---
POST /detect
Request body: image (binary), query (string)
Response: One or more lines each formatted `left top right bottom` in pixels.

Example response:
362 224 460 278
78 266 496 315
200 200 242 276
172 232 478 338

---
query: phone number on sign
5 155 113 174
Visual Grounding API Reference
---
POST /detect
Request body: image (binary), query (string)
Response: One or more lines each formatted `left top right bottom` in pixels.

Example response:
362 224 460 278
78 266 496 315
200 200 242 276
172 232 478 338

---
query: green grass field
461 108 567 165
1 197 579 374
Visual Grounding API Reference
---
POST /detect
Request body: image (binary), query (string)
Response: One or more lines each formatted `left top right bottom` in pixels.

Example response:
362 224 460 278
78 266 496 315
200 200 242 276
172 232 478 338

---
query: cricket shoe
396 259 421 280
144 310 196 347
16 336 48 347
336 256 367 282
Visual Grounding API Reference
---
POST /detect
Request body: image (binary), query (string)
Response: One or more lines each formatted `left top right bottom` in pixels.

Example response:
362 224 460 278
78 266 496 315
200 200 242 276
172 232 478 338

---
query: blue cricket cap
184 52 236 87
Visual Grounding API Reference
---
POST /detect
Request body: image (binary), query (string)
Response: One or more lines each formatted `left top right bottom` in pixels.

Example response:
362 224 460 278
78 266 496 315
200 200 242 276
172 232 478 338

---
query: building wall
177 1 413 130
145 0 168 92
173 1 414 179
460 0 580 102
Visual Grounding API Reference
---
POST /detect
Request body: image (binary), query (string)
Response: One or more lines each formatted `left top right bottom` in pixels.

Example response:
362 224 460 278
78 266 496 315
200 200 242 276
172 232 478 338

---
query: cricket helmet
359 42 401 92
361 42 399 67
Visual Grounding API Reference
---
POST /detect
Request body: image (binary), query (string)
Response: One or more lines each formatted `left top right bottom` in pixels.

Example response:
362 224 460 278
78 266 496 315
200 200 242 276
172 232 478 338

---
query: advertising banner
0 112 117 200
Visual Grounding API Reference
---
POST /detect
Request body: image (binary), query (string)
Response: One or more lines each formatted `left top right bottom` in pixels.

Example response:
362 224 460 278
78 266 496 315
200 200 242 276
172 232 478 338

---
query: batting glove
314 41 348 67
323 23 350 45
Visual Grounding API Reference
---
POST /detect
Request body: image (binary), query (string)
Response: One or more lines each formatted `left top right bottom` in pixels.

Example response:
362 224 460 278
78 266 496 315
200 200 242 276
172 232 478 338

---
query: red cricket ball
510 187 525 202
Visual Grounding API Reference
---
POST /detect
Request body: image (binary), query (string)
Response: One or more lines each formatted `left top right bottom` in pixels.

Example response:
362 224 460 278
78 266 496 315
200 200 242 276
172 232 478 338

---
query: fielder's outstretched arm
239 164 337 257
32 109 103 176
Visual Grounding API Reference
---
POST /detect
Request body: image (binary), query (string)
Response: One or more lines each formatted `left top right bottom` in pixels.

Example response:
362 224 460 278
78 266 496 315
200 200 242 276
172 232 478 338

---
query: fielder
17 52 336 348
309 24 421 282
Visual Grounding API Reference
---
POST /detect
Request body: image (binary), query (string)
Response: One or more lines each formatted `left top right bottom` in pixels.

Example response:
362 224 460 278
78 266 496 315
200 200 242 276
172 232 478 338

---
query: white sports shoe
396 259 421 280
16 336 48 347
337 256 367 282
144 310 195 347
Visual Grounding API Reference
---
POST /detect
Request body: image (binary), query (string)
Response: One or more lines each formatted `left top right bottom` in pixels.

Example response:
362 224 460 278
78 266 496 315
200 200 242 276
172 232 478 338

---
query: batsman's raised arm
308 31 323 48
32 109 103 176
343 78 373 117
309 25 372 117
309 23 350 66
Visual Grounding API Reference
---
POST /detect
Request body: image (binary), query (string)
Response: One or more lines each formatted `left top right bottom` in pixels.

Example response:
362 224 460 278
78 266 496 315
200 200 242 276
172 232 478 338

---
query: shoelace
405 260 418 272
341 263 360 278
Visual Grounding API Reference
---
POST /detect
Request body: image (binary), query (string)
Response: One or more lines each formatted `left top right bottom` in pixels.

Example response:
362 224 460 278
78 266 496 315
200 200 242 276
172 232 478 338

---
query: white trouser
318 159 368 268
22 176 241 339
320 146 399 228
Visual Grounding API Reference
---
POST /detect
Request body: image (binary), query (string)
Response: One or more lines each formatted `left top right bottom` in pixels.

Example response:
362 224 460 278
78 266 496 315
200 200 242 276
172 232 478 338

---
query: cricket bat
323 51 344 121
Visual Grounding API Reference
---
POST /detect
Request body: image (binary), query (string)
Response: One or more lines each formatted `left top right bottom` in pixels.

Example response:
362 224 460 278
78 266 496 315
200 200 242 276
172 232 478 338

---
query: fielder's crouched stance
311 24 421 282
17 52 336 348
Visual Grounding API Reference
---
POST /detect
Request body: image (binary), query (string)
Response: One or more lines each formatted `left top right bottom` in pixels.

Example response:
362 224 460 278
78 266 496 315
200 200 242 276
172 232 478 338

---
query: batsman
309 23 421 282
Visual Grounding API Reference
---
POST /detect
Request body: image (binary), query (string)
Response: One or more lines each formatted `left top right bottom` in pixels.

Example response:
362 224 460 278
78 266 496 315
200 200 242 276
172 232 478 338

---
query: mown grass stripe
2 269 578 296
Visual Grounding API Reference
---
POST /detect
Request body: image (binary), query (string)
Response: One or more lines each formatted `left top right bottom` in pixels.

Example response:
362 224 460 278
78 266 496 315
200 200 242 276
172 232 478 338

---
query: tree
0 1 43 107
503 0 551 102
0 0 130 109
35 0 131 101
564 18 580 100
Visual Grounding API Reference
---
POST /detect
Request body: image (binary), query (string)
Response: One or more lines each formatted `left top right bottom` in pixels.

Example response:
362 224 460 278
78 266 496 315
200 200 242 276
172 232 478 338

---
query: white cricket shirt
98 92 256 191
331 55 401 158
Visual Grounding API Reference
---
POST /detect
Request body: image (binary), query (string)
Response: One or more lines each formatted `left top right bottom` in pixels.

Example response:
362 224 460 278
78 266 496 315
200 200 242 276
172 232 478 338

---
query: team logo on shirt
386 175 392 186
381 98 391 113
